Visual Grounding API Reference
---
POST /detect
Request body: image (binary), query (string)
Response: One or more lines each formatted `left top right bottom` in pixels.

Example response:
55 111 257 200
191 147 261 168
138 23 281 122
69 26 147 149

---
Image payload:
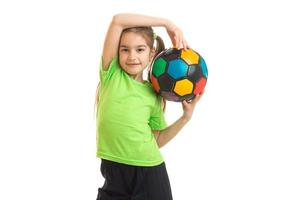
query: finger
172 36 176 48
183 38 188 50
175 35 180 49
182 100 190 108
186 42 191 49
177 36 182 49
172 38 176 48
191 95 202 105
196 94 202 101
196 93 203 100
182 41 186 50
182 100 188 106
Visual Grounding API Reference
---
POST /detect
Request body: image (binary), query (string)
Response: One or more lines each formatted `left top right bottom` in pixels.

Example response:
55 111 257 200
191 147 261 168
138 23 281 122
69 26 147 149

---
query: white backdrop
0 0 299 199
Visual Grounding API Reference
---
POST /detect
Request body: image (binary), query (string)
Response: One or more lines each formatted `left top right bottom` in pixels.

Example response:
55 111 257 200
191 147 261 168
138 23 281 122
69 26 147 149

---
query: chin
125 68 141 75
127 71 140 77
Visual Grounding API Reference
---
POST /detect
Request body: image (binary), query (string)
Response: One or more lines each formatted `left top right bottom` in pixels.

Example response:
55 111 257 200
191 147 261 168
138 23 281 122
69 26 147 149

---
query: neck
130 73 144 83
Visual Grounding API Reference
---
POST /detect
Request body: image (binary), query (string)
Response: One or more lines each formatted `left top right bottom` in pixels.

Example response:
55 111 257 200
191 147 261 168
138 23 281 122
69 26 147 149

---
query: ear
149 48 156 61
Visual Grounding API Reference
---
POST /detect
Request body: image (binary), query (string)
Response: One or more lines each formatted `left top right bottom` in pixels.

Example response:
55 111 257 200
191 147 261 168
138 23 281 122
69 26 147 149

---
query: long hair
94 27 166 115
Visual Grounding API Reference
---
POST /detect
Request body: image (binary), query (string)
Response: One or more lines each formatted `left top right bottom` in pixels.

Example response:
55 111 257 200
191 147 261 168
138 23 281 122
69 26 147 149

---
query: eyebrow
119 45 147 48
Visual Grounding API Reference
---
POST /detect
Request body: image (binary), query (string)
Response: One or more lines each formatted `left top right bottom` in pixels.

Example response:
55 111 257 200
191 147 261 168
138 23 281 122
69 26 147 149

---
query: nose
128 50 137 60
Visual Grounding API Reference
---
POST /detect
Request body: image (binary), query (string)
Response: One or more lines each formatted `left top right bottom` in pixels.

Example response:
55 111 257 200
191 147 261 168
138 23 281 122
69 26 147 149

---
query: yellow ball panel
174 79 193 96
181 49 199 65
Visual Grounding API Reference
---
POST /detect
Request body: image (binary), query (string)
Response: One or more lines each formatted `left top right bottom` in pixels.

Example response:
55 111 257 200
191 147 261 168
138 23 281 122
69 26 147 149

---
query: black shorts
97 159 173 200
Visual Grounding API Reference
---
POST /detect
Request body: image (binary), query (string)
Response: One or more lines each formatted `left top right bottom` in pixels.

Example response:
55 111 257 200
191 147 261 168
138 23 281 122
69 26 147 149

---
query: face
119 32 155 80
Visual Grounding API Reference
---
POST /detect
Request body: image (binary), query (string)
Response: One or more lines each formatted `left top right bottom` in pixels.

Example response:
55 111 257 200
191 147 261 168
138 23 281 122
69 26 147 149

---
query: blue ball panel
200 58 208 78
167 59 188 79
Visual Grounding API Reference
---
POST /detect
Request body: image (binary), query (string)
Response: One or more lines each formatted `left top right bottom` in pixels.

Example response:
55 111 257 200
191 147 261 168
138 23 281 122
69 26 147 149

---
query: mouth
126 63 141 67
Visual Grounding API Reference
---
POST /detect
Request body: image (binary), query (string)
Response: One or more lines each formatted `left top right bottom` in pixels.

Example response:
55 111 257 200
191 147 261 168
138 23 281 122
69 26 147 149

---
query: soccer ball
150 48 208 102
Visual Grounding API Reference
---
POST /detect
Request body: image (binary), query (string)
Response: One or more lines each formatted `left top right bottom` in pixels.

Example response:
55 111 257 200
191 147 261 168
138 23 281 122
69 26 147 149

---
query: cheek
119 54 126 63
118 58 126 69
142 53 151 61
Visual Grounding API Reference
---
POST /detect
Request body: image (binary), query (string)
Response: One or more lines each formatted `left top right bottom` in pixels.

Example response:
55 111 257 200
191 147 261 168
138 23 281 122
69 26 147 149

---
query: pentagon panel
187 64 202 82
162 48 181 61
194 77 207 95
158 73 175 92
161 91 180 102
181 49 199 65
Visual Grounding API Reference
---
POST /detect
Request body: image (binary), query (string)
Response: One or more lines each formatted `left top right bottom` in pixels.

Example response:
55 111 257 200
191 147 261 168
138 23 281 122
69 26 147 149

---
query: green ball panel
152 58 167 77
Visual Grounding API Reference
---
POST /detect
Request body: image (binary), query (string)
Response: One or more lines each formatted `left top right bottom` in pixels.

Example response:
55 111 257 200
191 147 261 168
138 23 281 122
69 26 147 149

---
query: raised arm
101 13 188 70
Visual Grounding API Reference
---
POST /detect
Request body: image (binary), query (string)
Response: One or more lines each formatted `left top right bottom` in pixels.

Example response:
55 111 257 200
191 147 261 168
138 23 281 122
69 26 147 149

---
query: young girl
95 13 203 200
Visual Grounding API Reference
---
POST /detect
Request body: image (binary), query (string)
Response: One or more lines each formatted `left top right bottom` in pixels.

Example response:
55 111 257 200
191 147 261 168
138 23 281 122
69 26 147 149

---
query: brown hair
121 26 165 58
94 27 166 115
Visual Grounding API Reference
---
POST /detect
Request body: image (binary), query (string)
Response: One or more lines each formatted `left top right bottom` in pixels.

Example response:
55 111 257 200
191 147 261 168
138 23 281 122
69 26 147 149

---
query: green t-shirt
96 58 167 166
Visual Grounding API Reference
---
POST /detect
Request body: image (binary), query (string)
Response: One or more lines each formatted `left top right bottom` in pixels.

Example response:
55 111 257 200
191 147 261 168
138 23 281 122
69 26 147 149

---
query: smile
127 63 140 67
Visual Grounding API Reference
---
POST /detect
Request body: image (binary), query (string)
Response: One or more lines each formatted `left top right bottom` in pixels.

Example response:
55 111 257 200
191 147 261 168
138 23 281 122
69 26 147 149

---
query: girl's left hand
165 21 189 50
181 92 204 121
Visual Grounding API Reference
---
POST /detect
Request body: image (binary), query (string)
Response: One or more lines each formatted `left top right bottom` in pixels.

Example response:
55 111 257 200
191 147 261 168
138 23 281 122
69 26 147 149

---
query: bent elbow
112 14 123 25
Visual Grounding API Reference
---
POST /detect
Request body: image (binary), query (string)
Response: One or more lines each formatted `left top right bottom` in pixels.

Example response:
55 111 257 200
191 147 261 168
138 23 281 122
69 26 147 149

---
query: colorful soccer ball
150 48 208 102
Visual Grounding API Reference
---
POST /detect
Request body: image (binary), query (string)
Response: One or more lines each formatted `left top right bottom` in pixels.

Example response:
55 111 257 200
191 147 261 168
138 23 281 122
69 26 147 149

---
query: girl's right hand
166 21 189 50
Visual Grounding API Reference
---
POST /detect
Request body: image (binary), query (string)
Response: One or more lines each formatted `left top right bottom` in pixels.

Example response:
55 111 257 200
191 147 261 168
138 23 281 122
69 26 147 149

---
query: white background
0 0 299 199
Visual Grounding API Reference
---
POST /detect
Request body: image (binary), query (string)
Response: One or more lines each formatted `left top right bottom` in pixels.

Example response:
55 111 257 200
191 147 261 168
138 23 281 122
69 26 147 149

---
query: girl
95 13 203 200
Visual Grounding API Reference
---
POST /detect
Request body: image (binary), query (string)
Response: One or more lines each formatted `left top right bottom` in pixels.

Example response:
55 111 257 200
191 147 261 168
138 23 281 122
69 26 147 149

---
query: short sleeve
149 97 167 131
99 57 119 85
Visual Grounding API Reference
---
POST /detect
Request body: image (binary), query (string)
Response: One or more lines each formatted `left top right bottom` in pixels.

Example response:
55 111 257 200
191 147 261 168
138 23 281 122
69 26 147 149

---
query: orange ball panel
174 79 193 96
150 76 160 93
181 49 199 65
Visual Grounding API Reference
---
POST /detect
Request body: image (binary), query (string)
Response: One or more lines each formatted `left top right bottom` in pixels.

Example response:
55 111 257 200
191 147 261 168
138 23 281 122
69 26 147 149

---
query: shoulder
99 57 122 85
101 57 119 71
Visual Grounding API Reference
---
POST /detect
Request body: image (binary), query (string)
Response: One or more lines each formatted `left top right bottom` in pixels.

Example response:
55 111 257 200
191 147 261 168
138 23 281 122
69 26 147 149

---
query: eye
120 48 129 52
137 48 145 52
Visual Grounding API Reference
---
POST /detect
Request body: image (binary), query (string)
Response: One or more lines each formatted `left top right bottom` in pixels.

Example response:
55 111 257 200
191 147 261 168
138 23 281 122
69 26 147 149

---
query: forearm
113 13 171 29
156 116 189 148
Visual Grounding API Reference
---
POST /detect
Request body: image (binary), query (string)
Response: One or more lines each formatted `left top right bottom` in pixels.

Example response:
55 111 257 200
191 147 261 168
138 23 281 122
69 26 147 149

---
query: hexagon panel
174 79 193 96
167 59 188 79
